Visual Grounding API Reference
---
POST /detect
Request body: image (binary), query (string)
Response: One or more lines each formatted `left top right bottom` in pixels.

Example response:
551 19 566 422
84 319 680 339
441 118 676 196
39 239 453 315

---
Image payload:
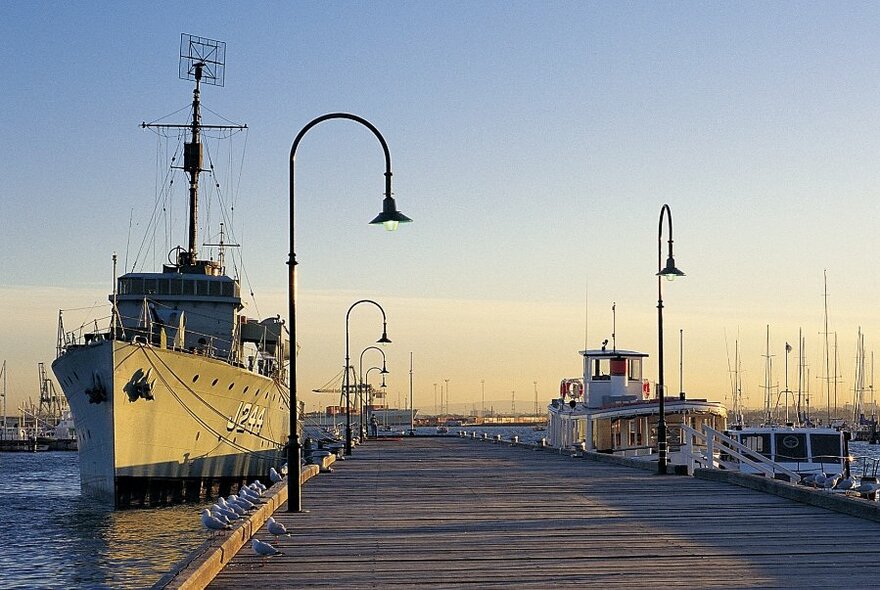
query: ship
51 35 291 507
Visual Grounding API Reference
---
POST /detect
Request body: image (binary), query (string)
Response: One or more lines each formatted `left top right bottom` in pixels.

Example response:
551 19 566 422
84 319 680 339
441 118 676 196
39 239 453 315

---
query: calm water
0 452 207 589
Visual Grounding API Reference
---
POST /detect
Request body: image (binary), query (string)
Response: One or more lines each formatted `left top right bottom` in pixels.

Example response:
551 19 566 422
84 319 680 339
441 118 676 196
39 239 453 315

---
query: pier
171 437 880 589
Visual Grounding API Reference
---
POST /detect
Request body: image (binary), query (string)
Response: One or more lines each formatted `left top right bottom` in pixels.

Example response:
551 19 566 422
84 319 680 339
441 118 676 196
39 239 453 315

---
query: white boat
548 345 727 463
722 425 849 477
51 38 290 506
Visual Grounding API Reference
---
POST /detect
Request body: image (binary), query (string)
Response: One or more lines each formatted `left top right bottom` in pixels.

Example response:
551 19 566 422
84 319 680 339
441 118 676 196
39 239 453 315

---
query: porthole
211 378 218 387
255 389 260 396
228 383 235 390
192 375 200 383
243 386 249 394
195 431 201 441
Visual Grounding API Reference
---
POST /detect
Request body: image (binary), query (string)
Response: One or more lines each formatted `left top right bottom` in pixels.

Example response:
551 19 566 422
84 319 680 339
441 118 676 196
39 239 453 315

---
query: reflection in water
0 452 206 589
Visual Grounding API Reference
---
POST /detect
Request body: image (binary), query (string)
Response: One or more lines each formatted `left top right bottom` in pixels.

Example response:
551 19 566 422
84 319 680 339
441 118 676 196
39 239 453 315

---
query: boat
436 425 449 434
547 344 728 465
51 36 290 506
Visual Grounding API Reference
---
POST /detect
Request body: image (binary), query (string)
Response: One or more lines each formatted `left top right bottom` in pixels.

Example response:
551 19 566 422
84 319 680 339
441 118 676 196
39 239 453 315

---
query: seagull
837 477 855 491
201 508 231 533
250 480 267 492
252 538 283 565
213 504 240 521
266 517 292 541
240 486 262 500
280 463 289 476
269 467 283 483
226 495 251 513
823 474 841 489
233 495 256 510
813 473 827 488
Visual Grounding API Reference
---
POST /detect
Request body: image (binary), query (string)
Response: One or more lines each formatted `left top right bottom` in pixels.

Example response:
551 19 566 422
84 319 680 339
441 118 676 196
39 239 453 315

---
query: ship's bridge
580 348 648 409
113 269 242 359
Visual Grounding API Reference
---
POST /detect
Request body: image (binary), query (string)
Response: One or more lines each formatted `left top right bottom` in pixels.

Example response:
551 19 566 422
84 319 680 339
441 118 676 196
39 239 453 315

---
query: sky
3 2 880 418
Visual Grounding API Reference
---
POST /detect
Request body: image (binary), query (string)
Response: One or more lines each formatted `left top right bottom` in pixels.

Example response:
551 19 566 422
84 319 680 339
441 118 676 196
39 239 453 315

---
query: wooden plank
205 438 880 589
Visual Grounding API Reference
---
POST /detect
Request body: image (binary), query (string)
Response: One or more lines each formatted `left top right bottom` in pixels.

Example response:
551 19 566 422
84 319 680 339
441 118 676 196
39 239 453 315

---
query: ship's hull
52 340 289 506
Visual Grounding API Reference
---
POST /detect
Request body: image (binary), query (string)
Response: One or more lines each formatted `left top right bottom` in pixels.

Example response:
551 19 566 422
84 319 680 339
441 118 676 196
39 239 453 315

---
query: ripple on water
0 452 207 589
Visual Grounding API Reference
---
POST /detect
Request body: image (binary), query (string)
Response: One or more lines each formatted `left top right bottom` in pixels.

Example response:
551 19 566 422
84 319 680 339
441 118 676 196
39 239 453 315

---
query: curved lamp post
359 345 388 438
345 299 391 455
656 203 685 475
288 113 411 513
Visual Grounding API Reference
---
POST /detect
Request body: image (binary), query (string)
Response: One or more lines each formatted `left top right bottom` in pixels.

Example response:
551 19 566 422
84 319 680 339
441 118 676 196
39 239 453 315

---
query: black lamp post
288 113 411 513
359 345 388 438
345 299 391 455
656 203 685 475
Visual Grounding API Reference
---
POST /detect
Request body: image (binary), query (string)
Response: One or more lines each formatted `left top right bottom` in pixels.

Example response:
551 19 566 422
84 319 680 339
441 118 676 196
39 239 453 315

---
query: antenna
179 34 226 87
611 302 616 352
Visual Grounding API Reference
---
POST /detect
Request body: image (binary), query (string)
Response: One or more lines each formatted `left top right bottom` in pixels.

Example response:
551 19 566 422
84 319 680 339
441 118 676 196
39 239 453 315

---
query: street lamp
359 345 388 438
345 299 391 455
288 113 411 513
656 203 685 476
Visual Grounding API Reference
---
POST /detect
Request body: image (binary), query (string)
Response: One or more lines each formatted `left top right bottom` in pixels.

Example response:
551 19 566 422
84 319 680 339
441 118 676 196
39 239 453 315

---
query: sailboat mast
1 360 6 440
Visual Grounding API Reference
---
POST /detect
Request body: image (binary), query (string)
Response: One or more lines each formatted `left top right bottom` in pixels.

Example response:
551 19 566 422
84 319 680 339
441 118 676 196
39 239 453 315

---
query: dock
193 437 879 588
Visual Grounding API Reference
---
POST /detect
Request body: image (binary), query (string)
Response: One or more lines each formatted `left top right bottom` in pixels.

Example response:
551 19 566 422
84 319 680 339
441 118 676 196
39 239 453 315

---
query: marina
8 5 880 589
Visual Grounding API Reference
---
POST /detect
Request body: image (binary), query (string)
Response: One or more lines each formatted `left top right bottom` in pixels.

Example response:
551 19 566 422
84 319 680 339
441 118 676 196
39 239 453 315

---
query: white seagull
266 516 292 540
252 538 283 564
269 467 283 483
201 508 231 533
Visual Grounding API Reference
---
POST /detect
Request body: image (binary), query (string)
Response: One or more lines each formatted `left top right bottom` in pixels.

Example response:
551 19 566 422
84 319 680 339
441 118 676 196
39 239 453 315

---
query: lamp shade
370 196 412 231
657 255 685 281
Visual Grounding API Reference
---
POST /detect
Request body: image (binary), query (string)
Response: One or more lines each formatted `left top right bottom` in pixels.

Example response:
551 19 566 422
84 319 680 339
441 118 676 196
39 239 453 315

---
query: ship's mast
141 34 243 270
184 63 204 267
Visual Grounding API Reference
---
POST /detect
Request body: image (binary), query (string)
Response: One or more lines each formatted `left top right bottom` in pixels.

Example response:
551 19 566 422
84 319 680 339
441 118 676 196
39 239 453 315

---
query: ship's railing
56 307 288 383
681 424 802 483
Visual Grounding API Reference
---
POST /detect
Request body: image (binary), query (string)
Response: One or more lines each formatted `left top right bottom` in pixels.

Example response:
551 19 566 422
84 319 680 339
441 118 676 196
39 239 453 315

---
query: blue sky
3 2 880 416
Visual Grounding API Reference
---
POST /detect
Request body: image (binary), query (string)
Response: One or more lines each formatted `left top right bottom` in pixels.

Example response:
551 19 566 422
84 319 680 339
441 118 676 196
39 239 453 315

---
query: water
0 452 207 589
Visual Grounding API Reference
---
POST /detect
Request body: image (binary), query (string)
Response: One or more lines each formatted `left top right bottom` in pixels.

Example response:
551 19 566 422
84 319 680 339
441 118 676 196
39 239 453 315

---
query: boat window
774 433 807 461
197 280 209 296
223 282 234 297
129 278 144 295
144 279 158 294
210 281 222 297
741 434 771 458
811 434 842 463
158 280 170 295
592 359 611 380
192 374 199 383
211 378 218 387
628 359 642 381
183 280 195 296
171 278 184 295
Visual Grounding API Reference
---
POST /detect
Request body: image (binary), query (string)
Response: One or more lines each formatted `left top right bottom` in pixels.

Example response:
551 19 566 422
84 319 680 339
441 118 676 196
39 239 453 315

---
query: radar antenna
142 34 245 271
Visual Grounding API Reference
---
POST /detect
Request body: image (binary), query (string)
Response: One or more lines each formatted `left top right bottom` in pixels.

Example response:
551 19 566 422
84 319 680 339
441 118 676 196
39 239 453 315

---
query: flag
785 342 792 352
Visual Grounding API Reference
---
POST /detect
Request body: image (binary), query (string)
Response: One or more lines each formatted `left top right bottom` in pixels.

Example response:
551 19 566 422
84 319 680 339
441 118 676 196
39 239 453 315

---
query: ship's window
591 359 610 380
811 434 843 463
118 279 128 295
211 378 218 387
129 278 144 294
775 433 807 461
628 359 642 381
742 434 771 458
228 383 235 390
255 389 260 396
183 280 195 296
210 281 222 297
197 280 209 296
232 282 240 298
223 282 234 297
243 386 249 394
195 431 200 441
158 280 170 295
192 375 199 383
171 279 184 295
144 279 158 294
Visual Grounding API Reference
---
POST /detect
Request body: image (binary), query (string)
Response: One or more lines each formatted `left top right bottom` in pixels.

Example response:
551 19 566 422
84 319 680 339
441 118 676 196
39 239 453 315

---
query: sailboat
51 35 290 506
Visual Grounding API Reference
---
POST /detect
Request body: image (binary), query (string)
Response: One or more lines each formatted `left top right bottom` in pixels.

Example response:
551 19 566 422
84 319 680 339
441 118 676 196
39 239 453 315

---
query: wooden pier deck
207 437 880 589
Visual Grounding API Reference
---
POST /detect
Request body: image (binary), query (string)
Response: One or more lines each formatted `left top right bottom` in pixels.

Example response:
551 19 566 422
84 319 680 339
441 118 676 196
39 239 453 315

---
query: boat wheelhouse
723 425 849 477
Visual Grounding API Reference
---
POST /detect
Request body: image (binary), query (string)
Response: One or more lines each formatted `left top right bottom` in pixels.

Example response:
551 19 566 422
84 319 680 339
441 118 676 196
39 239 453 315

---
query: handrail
681 424 803 482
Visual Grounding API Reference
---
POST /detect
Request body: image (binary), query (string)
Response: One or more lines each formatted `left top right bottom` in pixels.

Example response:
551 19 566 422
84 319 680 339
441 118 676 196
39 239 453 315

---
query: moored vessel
51 35 290 506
